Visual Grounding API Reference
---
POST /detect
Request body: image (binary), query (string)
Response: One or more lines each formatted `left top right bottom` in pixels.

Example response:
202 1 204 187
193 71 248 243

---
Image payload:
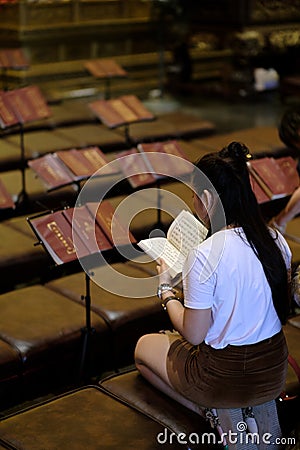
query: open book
118 140 193 188
28 147 118 190
89 95 155 128
5 85 51 125
84 58 127 79
138 210 208 279
28 200 136 265
0 48 29 69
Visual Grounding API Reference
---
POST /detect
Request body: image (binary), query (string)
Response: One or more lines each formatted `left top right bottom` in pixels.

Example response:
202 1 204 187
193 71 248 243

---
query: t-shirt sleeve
182 247 216 310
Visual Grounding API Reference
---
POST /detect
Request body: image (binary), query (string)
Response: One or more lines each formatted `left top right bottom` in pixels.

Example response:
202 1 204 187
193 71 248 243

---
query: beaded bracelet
157 283 174 299
161 296 182 311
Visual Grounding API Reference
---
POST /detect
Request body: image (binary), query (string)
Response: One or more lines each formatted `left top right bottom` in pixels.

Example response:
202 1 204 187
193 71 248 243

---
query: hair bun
227 141 252 161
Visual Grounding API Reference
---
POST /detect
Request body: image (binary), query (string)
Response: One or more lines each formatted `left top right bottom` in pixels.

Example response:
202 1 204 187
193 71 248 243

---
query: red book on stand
5 86 51 124
247 157 298 200
30 211 90 265
87 200 136 247
0 49 29 69
58 147 117 177
28 154 74 190
63 206 112 255
117 148 157 188
0 91 19 129
249 174 270 204
84 58 127 78
56 149 96 179
276 156 299 191
0 179 15 209
138 140 192 178
79 147 118 176
89 95 155 128
118 140 192 188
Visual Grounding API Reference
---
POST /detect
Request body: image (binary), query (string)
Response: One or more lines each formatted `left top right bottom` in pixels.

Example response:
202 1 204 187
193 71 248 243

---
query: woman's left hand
156 258 172 285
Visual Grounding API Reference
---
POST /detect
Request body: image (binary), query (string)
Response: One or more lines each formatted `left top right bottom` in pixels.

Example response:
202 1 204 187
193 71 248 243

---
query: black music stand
1 86 51 205
27 208 98 382
88 95 156 147
84 58 128 100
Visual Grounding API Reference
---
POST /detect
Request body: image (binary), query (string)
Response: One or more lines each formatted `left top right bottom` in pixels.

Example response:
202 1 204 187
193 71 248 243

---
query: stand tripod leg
16 123 29 206
105 78 111 100
79 272 95 382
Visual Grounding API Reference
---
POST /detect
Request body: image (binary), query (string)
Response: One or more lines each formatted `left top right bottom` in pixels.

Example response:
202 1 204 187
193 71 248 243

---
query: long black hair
194 141 290 324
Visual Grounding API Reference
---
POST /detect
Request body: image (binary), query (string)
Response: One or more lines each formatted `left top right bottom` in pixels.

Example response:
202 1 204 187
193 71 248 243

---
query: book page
138 237 186 278
0 92 19 128
0 179 14 209
167 210 208 257
28 154 74 190
89 100 125 128
110 99 138 123
121 95 154 121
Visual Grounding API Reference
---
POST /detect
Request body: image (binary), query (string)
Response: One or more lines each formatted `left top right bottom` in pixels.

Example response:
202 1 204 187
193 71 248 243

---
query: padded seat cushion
45 262 171 368
129 112 215 143
0 217 49 291
100 370 283 450
0 385 183 450
52 124 125 150
0 139 22 172
0 339 21 381
100 369 207 439
5 130 77 161
1 125 123 170
46 262 166 328
0 285 111 387
1 169 79 212
191 126 285 156
0 339 22 410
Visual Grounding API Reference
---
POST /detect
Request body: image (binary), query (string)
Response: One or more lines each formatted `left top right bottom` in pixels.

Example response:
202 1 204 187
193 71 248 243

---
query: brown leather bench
45 260 172 369
0 285 111 404
0 367 285 450
0 125 124 172
0 384 198 450
0 339 22 410
0 216 49 292
128 111 215 144
0 297 298 448
190 126 285 157
0 113 215 172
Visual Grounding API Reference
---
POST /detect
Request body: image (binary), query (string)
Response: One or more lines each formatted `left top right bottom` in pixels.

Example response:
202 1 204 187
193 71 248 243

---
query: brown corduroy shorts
166 330 288 408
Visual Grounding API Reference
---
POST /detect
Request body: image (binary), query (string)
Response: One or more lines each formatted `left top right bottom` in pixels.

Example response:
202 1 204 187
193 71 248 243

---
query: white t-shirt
182 227 291 349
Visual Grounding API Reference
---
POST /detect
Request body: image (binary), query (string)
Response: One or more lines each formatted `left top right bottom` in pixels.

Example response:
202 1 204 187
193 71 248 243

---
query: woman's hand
156 258 172 285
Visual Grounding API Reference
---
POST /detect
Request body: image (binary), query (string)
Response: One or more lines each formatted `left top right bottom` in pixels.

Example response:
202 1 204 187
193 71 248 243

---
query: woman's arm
272 186 300 232
157 258 211 345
